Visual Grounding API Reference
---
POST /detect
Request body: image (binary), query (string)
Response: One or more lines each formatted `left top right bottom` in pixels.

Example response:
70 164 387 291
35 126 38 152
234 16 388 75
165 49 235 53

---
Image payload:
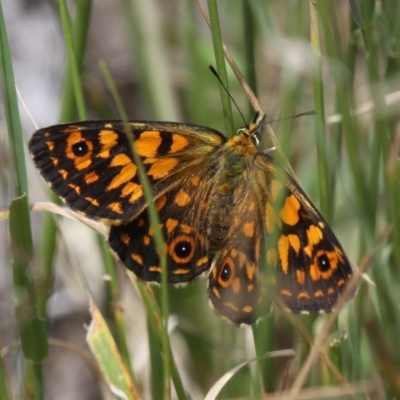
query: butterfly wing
29 121 225 223
208 180 264 324
209 152 356 324
109 163 221 284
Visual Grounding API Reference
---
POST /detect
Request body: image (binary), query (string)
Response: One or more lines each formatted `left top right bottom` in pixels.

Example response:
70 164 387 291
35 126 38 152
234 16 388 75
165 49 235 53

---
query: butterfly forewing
253 153 356 313
29 121 225 223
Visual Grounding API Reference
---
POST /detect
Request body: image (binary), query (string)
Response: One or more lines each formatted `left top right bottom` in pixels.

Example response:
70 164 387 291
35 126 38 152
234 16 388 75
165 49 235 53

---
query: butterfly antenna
266 110 316 125
208 64 248 127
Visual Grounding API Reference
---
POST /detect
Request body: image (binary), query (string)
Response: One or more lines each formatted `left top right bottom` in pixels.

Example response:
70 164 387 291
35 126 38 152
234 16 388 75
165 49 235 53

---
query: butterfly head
237 112 266 147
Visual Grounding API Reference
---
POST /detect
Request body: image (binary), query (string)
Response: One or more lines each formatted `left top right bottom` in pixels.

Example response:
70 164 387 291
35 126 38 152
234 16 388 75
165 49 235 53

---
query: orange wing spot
224 302 238 311
121 234 130 245
110 153 132 166
243 221 255 238
170 133 189 153
84 171 100 184
98 130 119 158
134 131 162 157
230 248 238 258
77 158 91 170
278 235 290 274
280 194 301 226
119 182 143 202
84 196 99 207
280 289 293 297
288 234 301 254
50 157 58 166
196 256 209 267
191 175 200 186
242 305 253 313
173 268 190 275
108 202 123 214
212 287 221 299
165 218 178 234
314 290 324 297
338 278 346 286
46 140 55 152
107 164 137 190
59 169 68 180
232 277 241 293
238 252 247 267
156 195 167 211
175 189 191 207
198 233 205 246
149 265 162 273
255 238 260 259
44 132 50 138
147 157 179 179
248 201 256 211
296 269 305 285
68 184 81 195
304 225 323 256
246 264 256 281
247 284 254 292
298 291 311 299
143 235 150 245
137 218 145 227
309 262 319 281
267 249 278 267
328 287 336 295
131 253 143 265
270 179 284 201
181 224 193 234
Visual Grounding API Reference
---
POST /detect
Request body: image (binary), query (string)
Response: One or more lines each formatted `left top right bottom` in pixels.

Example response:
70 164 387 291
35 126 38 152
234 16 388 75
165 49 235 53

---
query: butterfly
28 113 356 324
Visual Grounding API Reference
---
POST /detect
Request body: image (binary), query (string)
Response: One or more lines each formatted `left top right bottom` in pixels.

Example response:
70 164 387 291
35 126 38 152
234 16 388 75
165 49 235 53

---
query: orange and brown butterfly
28 113 356 324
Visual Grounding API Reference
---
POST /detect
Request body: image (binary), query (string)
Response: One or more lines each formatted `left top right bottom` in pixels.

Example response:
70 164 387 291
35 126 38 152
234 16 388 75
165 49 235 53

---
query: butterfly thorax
205 132 258 251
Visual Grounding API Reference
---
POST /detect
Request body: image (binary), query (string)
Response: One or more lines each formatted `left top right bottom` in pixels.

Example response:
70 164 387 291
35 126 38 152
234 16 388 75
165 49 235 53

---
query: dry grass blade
205 350 296 400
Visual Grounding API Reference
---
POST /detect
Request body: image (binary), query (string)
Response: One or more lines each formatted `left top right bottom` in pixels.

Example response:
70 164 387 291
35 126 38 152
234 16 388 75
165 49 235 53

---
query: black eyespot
317 253 331 271
72 141 89 156
174 240 192 260
220 264 232 282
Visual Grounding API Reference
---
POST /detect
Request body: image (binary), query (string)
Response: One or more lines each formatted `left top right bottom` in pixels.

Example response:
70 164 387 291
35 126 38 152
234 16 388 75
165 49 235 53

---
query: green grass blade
36 0 92 319
59 0 92 122
309 1 331 220
206 0 234 136
100 62 174 399
0 2 47 397
58 0 87 120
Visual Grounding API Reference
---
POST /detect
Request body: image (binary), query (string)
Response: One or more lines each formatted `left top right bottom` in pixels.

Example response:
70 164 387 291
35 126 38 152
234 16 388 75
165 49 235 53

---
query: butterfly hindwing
109 162 223 284
208 182 263 324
